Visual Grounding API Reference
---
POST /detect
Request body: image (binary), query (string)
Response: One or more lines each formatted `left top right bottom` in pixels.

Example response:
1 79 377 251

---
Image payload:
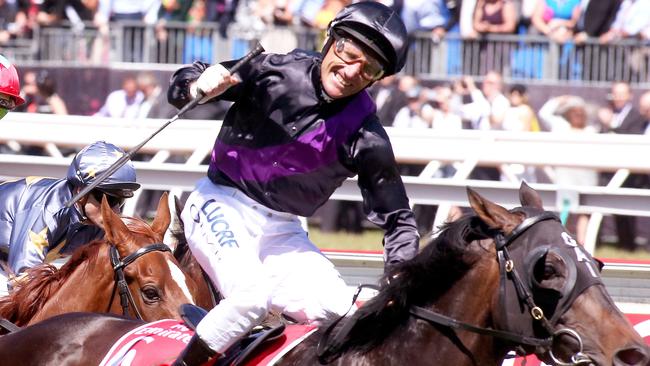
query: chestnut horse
0 183 647 365
169 195 219 310
0 192 201 327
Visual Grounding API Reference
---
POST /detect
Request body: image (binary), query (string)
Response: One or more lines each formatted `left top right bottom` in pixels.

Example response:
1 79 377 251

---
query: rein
409 212 559 349
107 243 171 319
317 211 593 364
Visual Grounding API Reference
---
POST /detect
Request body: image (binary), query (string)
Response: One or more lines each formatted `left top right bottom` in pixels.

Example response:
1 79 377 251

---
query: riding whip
65 42 265 208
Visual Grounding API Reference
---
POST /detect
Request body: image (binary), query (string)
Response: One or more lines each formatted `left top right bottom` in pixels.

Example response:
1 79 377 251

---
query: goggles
90 189 127 209
331 32 385 81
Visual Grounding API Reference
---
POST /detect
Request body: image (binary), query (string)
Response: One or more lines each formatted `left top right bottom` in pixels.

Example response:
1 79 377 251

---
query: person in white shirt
459 71 510 130
94 75 144 119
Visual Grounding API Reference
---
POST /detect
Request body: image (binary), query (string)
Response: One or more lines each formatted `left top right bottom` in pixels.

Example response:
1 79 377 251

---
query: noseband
107 243 171 320
408 211 599 365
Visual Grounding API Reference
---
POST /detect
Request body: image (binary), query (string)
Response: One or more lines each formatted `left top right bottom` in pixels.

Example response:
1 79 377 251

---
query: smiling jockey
0 141 140 295
167 2 418 365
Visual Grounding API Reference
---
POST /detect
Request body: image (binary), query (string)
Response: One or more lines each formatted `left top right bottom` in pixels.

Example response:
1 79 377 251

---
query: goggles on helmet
331 31 385 81
0 95 16 110
90 189 127 209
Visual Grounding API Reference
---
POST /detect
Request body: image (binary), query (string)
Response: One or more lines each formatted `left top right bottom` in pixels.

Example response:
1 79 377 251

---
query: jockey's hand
190 63 241 104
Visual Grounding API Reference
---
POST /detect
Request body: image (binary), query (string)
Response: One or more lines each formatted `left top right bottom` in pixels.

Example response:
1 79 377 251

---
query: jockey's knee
230 291 270 322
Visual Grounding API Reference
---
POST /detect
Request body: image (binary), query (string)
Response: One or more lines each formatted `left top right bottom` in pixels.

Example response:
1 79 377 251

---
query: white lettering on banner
133 324 193 343
561 232 599 278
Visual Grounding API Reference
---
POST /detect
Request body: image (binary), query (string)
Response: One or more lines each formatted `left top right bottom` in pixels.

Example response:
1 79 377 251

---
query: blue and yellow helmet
66 141 140 197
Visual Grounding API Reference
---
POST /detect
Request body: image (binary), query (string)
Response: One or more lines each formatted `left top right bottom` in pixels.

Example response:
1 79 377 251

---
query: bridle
317 211 602 365
408 211 599 365
107 243 171 320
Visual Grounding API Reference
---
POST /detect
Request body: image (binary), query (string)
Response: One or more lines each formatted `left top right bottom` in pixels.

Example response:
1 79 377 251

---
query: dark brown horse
0 192 202 326
0 183 647 365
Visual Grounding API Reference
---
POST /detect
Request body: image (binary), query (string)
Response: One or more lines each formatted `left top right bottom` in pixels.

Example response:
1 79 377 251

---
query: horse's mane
314 213 497 354
0 217 155 326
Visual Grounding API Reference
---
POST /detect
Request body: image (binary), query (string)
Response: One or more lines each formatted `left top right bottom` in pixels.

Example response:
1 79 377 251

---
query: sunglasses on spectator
331 32 385 81
90 189 126 208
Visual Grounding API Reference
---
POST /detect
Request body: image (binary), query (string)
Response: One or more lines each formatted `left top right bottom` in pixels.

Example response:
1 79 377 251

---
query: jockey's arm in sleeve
351 116 420 269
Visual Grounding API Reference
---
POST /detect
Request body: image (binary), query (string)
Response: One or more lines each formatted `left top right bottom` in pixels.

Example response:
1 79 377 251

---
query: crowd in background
1 0 649 49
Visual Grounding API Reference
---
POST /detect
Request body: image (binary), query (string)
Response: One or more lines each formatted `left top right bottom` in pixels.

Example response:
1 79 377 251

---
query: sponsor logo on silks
190 199 239 249
0 55 10 70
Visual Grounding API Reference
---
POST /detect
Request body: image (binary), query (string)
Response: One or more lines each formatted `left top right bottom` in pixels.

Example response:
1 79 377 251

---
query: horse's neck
373 244 506 366
29 253 114 325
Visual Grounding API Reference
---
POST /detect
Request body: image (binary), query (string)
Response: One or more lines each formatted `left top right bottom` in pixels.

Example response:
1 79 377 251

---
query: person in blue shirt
0 141 140 294
167 2 418 365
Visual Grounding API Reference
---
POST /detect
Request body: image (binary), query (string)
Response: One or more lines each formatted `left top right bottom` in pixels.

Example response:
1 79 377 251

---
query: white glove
189 63 240 104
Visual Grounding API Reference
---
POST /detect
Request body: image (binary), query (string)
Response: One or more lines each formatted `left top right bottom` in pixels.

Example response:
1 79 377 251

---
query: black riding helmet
326 1 409 77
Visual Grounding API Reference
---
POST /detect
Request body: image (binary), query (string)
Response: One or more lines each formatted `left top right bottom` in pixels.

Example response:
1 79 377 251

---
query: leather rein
107 243 171 320
407 212 593 365
318 212 593 365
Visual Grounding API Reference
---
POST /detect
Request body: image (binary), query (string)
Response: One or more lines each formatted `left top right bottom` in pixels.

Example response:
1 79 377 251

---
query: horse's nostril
613 346 650 366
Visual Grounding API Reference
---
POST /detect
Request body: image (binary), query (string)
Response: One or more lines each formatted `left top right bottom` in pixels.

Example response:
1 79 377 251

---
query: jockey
0 141 140 294
167 2 418 365
0 55 25 120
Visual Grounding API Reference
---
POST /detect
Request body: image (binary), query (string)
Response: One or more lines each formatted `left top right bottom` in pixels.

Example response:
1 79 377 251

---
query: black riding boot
173 334 220 366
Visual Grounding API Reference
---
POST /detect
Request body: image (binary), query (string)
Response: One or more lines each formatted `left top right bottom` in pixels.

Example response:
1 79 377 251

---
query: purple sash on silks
212 91 376 184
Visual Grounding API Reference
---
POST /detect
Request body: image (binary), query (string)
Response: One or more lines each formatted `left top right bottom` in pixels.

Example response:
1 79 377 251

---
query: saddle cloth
99 319 317 366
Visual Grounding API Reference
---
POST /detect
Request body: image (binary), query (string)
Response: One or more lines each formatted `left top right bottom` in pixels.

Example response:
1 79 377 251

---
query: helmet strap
74 189 90 224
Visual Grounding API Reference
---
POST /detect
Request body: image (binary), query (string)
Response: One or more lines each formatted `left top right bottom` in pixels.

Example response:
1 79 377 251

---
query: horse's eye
142 287 161 303
543 263 556 279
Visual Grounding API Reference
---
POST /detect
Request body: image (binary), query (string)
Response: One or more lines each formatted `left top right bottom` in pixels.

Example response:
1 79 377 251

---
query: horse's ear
467 187 523 234
101 197 133 245
519 181 544 209
151 192 171 237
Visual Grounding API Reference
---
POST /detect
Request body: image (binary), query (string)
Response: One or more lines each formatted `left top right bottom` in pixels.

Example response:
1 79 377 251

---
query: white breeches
181 178 353 353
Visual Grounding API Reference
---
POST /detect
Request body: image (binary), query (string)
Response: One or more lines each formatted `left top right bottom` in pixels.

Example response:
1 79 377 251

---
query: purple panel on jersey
211 92 376 183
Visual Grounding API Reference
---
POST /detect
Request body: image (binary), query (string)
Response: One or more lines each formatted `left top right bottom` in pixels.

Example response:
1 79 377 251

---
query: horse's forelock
123 217 161 242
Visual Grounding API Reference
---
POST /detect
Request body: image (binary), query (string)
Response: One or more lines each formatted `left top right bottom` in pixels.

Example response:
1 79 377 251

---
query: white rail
2 112 650 253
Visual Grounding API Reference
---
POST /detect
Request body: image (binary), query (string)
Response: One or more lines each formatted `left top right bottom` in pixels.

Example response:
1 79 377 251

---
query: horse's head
470 182 649 365
99 192 200 321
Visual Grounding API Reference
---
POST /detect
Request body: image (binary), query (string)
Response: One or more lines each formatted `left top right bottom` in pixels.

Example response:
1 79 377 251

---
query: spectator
573 0 620 44
15 70 68 115
36 0 97 28
183 0 213 64
538 95 597 245
94 75 144 118
530 0 581 43
401 0 460 41
135 72 162 119
0 141 140 295
472 0 517 36
598 0 650 44
393 85 430 129
422 85 463 131
457 71 509 181
598 81 649 251
0 0 19 44
458 71 510 130
204 0 239 38
373 75 417 127
313 0 349 30
503 84 540 132
641 91 650 135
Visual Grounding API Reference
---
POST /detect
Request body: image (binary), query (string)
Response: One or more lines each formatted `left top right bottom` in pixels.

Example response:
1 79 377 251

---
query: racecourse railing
2 112 650 254
5 20 650 86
